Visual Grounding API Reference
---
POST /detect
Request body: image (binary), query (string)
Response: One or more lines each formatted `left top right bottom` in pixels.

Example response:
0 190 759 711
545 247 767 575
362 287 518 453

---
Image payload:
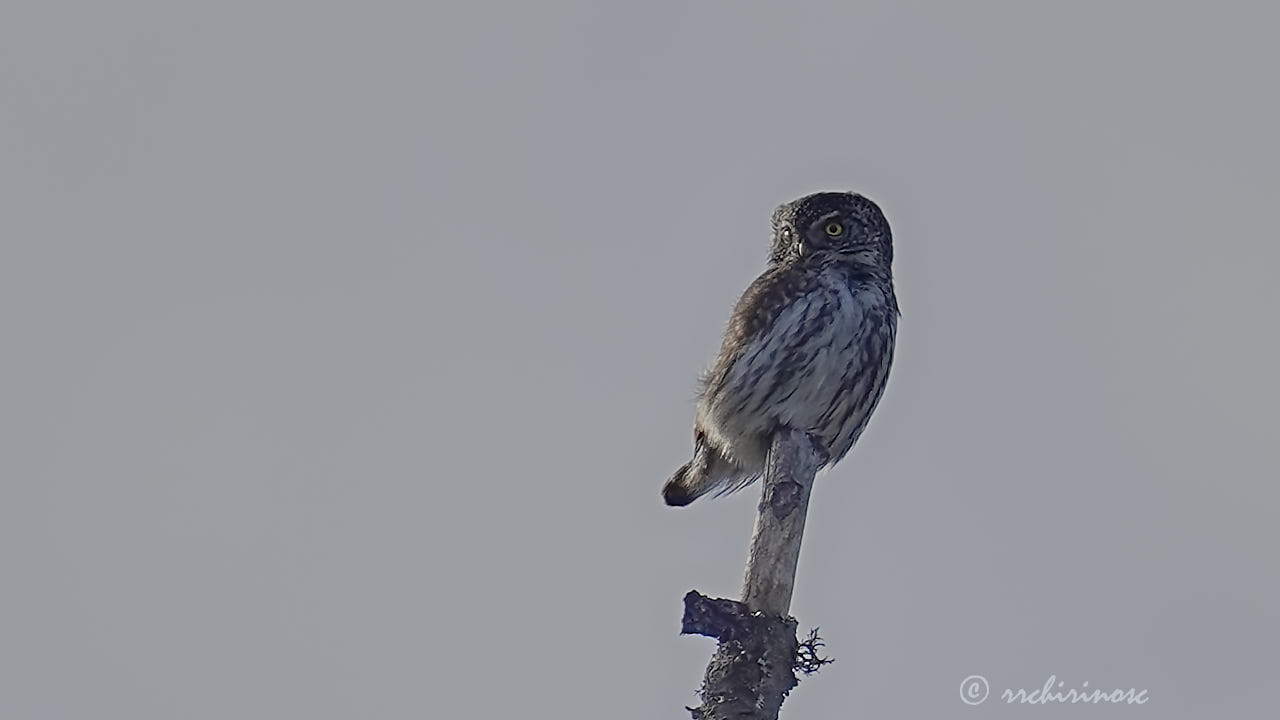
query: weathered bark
741 428 820 616
678 429 822 720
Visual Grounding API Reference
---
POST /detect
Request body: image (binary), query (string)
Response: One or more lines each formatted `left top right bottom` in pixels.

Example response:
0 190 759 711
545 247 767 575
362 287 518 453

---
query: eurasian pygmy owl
663 191 898 506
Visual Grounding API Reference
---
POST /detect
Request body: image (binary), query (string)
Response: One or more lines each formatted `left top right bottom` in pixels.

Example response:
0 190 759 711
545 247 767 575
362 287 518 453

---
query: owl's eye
824 221 844 237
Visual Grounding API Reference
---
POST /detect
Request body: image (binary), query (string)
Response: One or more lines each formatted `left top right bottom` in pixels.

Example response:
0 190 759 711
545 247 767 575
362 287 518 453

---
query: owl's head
769 191 892 267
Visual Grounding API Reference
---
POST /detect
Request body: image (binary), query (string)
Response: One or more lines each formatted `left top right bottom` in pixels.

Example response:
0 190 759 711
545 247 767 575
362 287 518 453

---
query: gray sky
3 1 1278 717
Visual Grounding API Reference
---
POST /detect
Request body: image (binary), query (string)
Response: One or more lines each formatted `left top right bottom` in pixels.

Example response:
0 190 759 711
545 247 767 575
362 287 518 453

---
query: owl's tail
662 461 709 507
662 436 753 506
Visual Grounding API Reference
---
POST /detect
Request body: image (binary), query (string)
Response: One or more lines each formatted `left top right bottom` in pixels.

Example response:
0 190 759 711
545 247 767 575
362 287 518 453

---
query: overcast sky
3 2 1278 718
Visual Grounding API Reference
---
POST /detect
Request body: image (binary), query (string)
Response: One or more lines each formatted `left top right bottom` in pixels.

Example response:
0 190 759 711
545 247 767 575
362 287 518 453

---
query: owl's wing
692 262 882 499
702 262 852 408
702 261 884 454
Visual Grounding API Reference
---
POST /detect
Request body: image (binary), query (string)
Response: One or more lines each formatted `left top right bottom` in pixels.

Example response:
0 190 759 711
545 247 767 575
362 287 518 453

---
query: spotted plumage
663 191 899 506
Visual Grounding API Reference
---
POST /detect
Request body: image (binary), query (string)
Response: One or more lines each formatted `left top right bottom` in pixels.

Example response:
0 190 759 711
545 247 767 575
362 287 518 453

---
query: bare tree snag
678 428 825 720
742 427 821 616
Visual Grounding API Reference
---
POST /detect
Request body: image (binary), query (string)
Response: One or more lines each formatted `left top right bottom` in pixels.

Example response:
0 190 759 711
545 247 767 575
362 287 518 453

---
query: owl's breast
780 274 890 419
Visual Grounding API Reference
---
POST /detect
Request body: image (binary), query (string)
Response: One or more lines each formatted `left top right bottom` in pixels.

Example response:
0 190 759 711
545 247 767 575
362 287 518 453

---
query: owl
663 191 899 506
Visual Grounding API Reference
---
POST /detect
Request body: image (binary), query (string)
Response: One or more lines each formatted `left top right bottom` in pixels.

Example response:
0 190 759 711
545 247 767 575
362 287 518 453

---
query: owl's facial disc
770 191 891 264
